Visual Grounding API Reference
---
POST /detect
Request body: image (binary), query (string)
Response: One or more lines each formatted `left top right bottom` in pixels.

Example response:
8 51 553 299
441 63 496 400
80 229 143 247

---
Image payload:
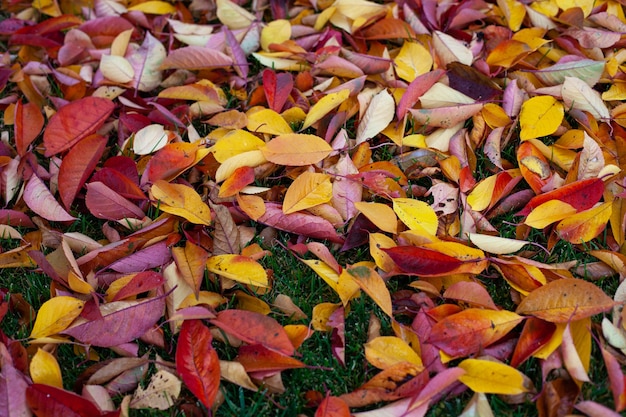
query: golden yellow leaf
261 19 292 51
485 40 531 68
481 103 512 128
128 1 177 14
392 198 438 234
354 201 398 234
282 172 333 214
215 150 268 183
369 233 397 272
206 254 268 287
458 359 528 395
467 233 527 255
236 194 266 221
524 200 577 229
261 134 332 166
394 41 432 82
467 175 497 212
211 129 266 163
519 96 564 141
67 270 94 295
364 336 423 370
556 201 613 243
247 108 293 135
150 180 212 225
30 348 63 388
302 89 350 130
555 0 594 16
346 265 392 316
235 291 271 315
498 0 526 31
30 296 85 339
311 302 341 331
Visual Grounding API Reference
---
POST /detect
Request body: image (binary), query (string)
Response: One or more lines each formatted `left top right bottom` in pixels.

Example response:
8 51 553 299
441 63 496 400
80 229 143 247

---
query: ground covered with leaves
2 0 626 416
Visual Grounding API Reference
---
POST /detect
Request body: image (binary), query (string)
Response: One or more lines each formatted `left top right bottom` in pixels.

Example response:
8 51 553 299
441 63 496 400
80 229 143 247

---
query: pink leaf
257 203 344 243
23 175 76 222
85 182 145 220
62 295 166 347
0 356 30 417
160 46 233 70
396 69 446 120
575 401 623 417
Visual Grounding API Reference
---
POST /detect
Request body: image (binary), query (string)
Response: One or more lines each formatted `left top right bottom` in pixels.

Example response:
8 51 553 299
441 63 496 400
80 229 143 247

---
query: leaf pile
1 0 626 416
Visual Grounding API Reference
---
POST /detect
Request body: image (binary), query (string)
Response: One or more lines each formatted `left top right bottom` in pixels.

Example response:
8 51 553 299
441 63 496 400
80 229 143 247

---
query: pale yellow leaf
458 359 528 395
110 28 133 56
206 254 268 287
302 89 350 130
30 348 63 388
393 198 438 234
133 124 168 155
468 233 527 254
216 0 256 29
433 30 473 66
30 296 85 339
562 76 610 120
100 55 135 84
130 370 182 410
215 150 267 183
419 83 475 109
220 361 258 391
356 89 395 144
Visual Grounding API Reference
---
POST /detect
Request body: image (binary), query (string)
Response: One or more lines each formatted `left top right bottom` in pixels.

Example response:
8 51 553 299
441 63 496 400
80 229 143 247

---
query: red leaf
383 246 463 277
510 317 556 368
143 143 198 184
517 178 604 216
90 168 145 201
14 99 44 157
211 309 295 356
236 344 305 372
58 134 107 209
61 295 166 347
315 396 351 417
43 97 115 157
26 383 117 417
263 69 293 113
257 203 344 243
176 320 220 409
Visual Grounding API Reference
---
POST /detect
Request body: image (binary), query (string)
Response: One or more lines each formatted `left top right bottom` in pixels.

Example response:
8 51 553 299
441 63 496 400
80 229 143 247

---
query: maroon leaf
43 97 115 157
257 203 344 243
211 309 295 356
176 320 220 409
383 246 463 277
90 168 145 201
58 134 107 210
61 295 166 347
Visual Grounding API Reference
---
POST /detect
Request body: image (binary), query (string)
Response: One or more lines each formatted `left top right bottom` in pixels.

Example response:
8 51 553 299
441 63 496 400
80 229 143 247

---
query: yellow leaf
519 96 564 141
346 265 392 316
393 198 438 234
236 194 266 220
247 108 293 135
302 89 350 130
261 19 291 51
497 0 526 31
283 172 333 214
110 29 133 56
369 233 397 272
337 269 362 306
364 336 423 370
30 348 63 388
128 1 177 14
556 201 613 243
354 201 398 234
206 254 268 287
533 323 566 359
30 296 85 339
150 180 212 225
394 41 433 82
211 129 266 163
555 0 594 16
235 291 271 315
467 175 497 212
302 259 340 290
468 233 527 255
481 103 512 128
458 359 528 395
311 302 341 331
261 134 332 166
524 200 577 229
67 270 94 295
215 150 267 183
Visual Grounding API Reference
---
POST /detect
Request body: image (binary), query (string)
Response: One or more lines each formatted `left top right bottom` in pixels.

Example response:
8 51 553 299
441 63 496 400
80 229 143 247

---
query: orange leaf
261 134 332 166
516 278 615 322
14 100 44 157
218 166 255 198
315 396 351 417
